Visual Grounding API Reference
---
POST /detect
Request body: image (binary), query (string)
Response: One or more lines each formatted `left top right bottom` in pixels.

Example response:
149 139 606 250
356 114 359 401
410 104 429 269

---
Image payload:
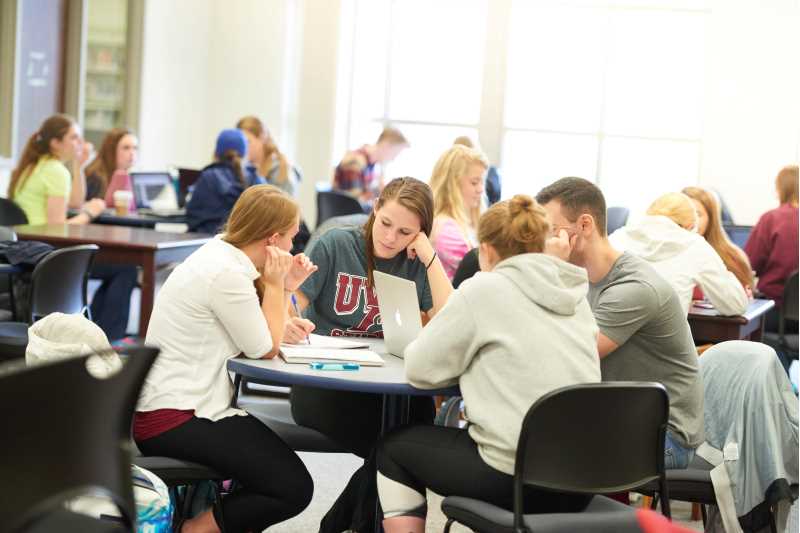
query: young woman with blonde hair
745 164 799 326
135 185 317 533
236 116 300 197
288 177 453 532
429 144 489 279
610 192 748 316
682 186 753 291
376 195 600 533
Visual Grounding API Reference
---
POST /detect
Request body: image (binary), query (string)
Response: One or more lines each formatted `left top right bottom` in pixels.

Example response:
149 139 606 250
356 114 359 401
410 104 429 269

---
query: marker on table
309 362 360 371
290 293 311 345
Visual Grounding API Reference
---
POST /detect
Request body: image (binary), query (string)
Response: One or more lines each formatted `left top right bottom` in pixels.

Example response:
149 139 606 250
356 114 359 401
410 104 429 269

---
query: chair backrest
606 206 630 235
177 167 201 207
723 224 753 250
452 248 479 289
0 346 159 531
306 213 368 252
0 225 18 242
514 382 668 510
316 190 365 227
29 244 99 322
0 197 29 226
781 271 799 325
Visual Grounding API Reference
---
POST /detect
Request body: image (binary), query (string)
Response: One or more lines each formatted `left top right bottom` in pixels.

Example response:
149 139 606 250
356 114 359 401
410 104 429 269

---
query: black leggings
90 264 138 341
376 425 591 519
136 414 313 533
290 386 434 532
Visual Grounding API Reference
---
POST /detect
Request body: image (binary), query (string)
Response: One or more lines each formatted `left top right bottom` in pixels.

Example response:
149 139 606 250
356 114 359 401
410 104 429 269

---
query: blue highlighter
309 362 360 371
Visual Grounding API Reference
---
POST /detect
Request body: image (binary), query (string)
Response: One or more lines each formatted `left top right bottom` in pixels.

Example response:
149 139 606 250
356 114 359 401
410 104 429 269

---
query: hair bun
508 194 534 217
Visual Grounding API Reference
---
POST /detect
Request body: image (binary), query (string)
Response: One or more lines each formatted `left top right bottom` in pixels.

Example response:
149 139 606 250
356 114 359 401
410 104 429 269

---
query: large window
336 0 708 215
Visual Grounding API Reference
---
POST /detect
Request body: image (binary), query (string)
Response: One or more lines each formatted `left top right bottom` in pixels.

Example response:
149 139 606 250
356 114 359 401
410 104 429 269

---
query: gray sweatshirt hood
492 253 589 316
610 215 700 262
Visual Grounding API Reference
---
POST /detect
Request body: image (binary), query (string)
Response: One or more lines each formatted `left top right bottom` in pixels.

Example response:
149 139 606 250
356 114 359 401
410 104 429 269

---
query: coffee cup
113 190 133 216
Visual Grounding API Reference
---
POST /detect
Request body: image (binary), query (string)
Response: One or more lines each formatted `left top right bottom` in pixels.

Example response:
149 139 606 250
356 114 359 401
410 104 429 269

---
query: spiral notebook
279 347 384 366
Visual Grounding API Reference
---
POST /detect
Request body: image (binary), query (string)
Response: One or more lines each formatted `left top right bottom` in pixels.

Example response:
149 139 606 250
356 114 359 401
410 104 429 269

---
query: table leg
751 316 765 342
138 255 156 336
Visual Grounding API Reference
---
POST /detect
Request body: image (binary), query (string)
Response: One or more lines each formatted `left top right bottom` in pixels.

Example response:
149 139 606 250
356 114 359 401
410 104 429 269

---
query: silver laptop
131 172 186 216
373 270 423 358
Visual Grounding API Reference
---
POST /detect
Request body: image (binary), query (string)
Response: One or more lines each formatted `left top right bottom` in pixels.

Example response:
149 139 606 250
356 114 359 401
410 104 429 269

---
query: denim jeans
664 431 695 469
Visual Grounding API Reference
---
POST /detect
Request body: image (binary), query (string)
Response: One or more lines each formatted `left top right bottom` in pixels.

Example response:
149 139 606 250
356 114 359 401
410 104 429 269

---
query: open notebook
279 334 384 366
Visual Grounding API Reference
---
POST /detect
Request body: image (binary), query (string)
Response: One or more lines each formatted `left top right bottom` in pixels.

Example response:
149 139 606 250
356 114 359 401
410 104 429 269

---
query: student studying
135 185 316 533
537 177 704 470
375 195 601 533
288 176 453 532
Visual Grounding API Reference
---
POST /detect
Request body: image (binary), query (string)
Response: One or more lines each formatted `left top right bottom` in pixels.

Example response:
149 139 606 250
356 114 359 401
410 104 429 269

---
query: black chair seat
241 399 347 453
441 495 637 533
637 468 716 505
763 332 799 354
25 509 127 533
0 321 29 361
132 456 223 486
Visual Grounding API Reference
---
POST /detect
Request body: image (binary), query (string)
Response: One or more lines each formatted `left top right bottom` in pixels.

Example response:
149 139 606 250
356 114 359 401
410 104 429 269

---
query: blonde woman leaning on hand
429 144 488 279
610 192 748 316
135 185 316 533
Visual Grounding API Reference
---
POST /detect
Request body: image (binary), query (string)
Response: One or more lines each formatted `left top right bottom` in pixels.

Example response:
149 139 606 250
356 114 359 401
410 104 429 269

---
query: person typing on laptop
287 177 453 533
374 195 601 533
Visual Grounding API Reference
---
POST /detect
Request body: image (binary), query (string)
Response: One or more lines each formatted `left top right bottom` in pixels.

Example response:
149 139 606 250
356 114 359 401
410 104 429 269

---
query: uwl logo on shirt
332 272 382 336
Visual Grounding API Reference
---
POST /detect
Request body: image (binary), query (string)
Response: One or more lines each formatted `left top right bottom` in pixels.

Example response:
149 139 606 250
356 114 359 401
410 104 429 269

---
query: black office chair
0 226 19 321
442 382 670 533
0 244 98 362
0 197 29 226
0 346 159 532
452 248 479 289
606 207 630 235
316 190 365 227
763 270 799 359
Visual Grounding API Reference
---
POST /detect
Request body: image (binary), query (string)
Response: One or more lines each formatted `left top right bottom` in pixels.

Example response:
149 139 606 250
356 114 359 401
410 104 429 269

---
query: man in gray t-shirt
537 178 703 468
587 252 704 450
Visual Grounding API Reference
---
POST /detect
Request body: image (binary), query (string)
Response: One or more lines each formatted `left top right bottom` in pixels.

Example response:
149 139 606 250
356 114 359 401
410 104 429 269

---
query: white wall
698 0 800 225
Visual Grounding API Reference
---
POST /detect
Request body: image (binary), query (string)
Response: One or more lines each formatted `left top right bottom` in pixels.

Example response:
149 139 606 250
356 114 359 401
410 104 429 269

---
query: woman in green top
7 114 105 224
8 114 137 341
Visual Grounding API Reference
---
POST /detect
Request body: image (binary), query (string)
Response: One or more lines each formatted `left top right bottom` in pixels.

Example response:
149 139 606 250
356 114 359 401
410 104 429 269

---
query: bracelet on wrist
426 252 438 270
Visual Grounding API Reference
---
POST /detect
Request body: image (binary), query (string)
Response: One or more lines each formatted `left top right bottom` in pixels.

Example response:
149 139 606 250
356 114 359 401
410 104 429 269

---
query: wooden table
14 224 210 336
688 298 775 344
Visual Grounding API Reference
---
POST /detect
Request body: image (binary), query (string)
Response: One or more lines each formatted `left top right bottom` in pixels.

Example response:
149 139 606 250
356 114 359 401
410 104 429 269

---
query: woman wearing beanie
186 129 264 234
374 195 600 533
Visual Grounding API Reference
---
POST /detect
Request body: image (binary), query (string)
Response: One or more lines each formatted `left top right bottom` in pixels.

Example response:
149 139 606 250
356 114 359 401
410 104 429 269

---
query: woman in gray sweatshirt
375 195 602 533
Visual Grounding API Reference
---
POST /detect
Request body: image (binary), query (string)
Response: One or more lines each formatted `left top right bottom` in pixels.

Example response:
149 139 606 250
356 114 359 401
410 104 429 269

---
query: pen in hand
290 293 311 345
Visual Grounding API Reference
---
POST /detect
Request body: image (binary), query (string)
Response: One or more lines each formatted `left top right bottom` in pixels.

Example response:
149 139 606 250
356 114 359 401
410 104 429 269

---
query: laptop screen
130 172 179 210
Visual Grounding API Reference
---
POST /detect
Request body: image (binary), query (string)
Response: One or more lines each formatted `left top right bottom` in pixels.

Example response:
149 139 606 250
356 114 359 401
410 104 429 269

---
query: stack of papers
280 334 384 366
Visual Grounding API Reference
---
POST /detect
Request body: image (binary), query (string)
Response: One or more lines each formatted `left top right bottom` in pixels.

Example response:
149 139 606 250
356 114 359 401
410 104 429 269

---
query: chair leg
649 494 659 510
768 506 778 533
443 518 454 533
700 504 708 527
213 481 227 533
691 502 703 521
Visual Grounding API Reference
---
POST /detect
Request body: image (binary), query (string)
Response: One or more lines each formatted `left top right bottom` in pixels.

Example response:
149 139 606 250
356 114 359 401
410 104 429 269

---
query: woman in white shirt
134 185 317 533
609 192 749 316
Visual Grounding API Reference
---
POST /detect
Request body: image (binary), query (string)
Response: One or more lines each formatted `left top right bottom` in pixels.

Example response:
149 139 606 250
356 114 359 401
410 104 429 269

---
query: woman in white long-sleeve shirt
375 195 601 533
610 192 749 316
135 185 318 533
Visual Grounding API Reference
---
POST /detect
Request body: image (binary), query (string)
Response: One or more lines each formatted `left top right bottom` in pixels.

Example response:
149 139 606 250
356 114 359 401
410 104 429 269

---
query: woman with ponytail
10 115 137 341
237 116 301 197
9 114 105 224
186 129 264 234
375 195 601 533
